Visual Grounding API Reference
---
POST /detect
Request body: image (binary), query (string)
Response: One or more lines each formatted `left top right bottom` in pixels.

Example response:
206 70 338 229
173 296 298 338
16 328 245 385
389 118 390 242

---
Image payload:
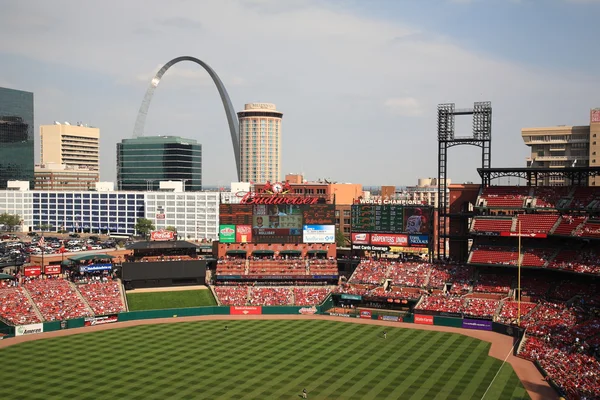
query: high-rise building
40 123 100 170
521 108 600 186
117 136 202 191
0 87 34 188
238 103 282 183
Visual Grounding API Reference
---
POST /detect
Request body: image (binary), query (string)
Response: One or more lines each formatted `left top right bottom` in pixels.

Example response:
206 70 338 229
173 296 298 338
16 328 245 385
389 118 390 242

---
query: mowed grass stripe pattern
126 289 217 311
0 320 529 400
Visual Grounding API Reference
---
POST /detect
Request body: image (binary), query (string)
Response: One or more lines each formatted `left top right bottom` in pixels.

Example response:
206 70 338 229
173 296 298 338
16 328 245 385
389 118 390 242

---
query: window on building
343 210 350 217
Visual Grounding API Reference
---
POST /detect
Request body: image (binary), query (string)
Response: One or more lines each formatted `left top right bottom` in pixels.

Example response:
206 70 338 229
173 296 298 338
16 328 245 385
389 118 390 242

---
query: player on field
383 330 387 339
302 388 308 398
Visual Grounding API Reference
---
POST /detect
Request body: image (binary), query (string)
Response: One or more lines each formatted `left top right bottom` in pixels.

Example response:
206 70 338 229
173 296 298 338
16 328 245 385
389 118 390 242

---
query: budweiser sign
299 306 318 315
237 191 320 205
150 230 175 241
370 233 408 246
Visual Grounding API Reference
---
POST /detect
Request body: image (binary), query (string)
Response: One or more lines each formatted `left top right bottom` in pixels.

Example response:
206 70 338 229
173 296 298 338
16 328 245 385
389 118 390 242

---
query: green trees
135 218 155 238
0 213 22 232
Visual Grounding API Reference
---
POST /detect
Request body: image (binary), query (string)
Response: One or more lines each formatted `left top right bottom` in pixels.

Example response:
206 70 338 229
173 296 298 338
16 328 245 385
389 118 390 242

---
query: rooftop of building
120 135 199 145
521 125 590 133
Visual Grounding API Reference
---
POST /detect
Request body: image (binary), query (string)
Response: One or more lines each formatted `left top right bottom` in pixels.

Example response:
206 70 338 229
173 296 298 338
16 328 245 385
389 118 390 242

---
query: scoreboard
219 204 253 225
351 205 405 233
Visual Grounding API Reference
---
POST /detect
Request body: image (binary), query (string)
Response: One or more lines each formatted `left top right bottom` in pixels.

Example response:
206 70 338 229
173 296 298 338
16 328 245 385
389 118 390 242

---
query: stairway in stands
69 282 95 316
21 287 44 322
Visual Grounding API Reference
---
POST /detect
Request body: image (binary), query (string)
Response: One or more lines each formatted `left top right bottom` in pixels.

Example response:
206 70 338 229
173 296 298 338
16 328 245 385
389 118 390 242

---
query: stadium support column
436 102 492 262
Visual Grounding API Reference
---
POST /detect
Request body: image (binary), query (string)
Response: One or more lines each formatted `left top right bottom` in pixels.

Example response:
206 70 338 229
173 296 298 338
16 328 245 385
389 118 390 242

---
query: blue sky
0 0 598 187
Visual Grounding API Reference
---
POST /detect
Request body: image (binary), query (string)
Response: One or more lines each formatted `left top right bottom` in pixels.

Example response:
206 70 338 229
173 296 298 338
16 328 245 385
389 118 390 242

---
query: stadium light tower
436 102 492 261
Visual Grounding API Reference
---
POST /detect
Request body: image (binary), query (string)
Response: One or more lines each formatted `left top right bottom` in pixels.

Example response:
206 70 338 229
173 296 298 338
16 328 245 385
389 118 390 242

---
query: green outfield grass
126 289 217 311
0 320 529 400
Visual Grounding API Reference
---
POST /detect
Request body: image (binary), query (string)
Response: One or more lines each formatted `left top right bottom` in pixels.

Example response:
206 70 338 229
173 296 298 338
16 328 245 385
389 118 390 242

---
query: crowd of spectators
293 287 331 306
415 294 465 314
249 287 292 306
213 286 332 306
77 279 126 315
25 277 93 321
496 301 537 324
473 273 512 294
214 286 248 306
0 287 41 325
463 298 500 319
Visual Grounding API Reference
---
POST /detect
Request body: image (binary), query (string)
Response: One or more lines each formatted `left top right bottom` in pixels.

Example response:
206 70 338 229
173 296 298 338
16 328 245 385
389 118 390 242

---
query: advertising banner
408 234 429 247
351 244 390 252
235 225 252 243
15 323 44 336
328 312 351 318
44 265 61 275
24 266 42 277
150 230 175 241
378 315 402 322
219 225 236 243
359 310 372 319
298 306 318 315
370 234 408 246
84 314 119 327
303 225 335 244
80 263 113 273
341 294 362 301
500 232 547 239
351 233 370 245
462 319 493 331
253 228 302 236
414 314 434 325
230 306 262 315
389 246 429 254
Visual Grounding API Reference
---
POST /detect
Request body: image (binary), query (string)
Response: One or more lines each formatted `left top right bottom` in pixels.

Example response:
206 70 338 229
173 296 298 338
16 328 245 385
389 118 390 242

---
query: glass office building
0 87 34 189
32 192 145 235
117 136 202 191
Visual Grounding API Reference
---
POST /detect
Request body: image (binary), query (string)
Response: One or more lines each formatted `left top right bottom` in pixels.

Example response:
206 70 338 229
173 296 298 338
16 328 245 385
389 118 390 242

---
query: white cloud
0 0 597 186
384 97 424 117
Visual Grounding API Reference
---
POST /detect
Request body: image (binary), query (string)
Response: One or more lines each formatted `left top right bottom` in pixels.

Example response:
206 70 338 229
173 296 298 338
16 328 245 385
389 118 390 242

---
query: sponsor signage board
219 224 236 243
303 225 335 244
359 310 372 319
378 315 401 322
24 266 42 277
351 233 370 245
389 246 429 254
414 314 434 325
298 306 317 315
80 263 113 272
500 232 547 239
238 191 320 205
592 109 600 123
150 230 175 241
156 213 165 220
230 306 262 315
370 233 408 246
462 319 493 331
15 323 44 336
328 312 351 318
44 265 61 275
84 314 119 327
408 234 429 247
235 225 252 243
341 294 362 301
351 244 390 252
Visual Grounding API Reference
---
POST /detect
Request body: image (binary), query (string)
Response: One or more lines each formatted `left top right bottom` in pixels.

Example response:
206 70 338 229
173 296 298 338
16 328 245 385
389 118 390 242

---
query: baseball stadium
0 104 599 400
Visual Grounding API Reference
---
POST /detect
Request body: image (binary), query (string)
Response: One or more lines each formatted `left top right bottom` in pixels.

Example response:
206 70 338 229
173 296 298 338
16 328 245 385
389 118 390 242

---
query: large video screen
351 205 433 234
219 203 336 244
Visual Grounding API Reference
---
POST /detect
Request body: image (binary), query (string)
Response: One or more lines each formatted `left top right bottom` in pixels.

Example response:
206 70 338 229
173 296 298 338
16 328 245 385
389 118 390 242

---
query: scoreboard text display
351 205 432 234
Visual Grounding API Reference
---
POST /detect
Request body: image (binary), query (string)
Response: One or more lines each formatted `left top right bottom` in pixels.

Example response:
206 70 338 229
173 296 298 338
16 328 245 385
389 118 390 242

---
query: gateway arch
132 56 241 180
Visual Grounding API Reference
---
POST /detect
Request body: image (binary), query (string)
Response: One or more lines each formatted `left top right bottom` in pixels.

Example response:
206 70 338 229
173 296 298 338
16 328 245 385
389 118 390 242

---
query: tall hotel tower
237 103 283 183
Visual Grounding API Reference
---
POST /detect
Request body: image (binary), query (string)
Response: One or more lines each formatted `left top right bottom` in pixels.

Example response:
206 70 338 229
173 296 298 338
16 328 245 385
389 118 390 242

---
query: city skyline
0 0 599 186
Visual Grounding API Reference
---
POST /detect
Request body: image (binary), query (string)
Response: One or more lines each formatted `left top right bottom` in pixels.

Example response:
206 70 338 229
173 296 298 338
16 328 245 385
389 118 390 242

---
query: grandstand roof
478 166 600 186
126 240 199 250
0 273 15 279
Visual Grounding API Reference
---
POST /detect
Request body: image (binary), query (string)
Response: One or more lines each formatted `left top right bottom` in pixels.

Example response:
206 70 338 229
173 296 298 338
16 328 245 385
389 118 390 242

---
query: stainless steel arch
132 56 240 180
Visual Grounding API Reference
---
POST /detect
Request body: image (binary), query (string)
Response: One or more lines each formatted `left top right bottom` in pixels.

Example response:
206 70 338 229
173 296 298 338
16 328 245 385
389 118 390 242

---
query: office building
34 163 99 190
0 87 34 188
40 123 100 171
238 103 282 183
522 108 600 185
117 136 202 191
0 184 235 240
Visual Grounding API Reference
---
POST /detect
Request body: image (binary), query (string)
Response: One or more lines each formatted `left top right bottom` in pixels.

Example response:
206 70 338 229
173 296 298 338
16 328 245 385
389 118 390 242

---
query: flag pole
517 221 521 327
